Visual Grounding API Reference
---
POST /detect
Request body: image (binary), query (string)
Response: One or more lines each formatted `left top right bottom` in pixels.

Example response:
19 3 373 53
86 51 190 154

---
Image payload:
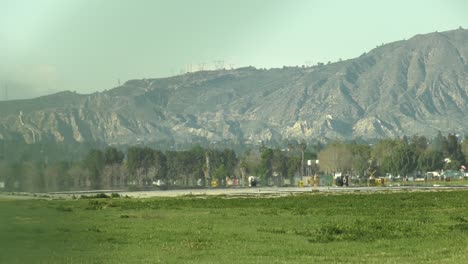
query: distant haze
1 0 467 100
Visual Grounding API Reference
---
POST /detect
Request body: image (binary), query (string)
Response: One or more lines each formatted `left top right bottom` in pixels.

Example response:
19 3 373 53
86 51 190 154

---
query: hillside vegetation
0 29 467 145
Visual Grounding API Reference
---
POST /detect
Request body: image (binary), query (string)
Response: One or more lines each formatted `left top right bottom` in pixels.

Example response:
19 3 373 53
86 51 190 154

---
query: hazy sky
1 0 467 99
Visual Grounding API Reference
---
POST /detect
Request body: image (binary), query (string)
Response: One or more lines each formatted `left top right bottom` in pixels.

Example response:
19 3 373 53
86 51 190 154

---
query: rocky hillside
1 28 467 145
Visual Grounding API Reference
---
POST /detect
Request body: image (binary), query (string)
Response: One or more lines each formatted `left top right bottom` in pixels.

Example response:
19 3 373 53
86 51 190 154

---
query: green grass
0 191 467 263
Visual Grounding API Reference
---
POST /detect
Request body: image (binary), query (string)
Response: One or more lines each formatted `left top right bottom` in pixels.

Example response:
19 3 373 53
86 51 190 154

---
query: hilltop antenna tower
197 63 206 72
213 60 224 70
3 82 8 101
186 63 193 73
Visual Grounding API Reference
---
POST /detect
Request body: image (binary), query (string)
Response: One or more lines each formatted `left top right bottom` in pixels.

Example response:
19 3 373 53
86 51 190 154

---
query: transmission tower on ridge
197 63 206 71
186 63 193 73
213 60 224 70
2 82 8 101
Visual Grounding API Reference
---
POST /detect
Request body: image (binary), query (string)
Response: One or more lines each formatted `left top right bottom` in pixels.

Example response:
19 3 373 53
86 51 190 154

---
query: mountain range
1 28 467 147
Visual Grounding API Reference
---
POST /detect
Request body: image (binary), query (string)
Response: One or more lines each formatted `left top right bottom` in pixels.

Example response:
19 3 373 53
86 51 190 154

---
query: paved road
117 185 468 198
54 185 468 198
2 185 467 199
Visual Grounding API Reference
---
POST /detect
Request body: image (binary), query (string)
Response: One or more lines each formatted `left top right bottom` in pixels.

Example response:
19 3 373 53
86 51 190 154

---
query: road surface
1 185 467 199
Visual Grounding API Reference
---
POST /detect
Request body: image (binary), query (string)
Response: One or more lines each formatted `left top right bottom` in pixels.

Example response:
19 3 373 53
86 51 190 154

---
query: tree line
1 132 467 192
318 133 468 178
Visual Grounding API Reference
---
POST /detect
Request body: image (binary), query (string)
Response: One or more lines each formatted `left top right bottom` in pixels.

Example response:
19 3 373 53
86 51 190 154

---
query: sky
1 0 467 100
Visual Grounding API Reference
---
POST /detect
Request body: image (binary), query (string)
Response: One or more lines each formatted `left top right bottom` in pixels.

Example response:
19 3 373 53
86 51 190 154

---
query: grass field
0 190 467 263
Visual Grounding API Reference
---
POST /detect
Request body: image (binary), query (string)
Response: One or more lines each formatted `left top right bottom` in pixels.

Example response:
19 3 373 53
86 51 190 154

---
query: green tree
212 164 227 183
16 161 38 192
259 147 273 184
318 141 353 175
55 161 72 191
272 150 288 176
461 139 468 166
417 149 443 172
350 143 371 177
103 147 124 187
222 148 238 177
299 142 307 177
126 147 154 185
410 135 428 153
164 151 179 186
34 160 46 192
286 156 301 182
126 147 141 177
104 147 124 165
431 131 448 155
392 143 416 177
446 133 464 164
180 147 205 186
272 149 288 186
375 138 418 177
140 147 155 181
83 149 104 189
0 161 12 190
239 149 261 186
372 139 399 176
153 150 167 183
